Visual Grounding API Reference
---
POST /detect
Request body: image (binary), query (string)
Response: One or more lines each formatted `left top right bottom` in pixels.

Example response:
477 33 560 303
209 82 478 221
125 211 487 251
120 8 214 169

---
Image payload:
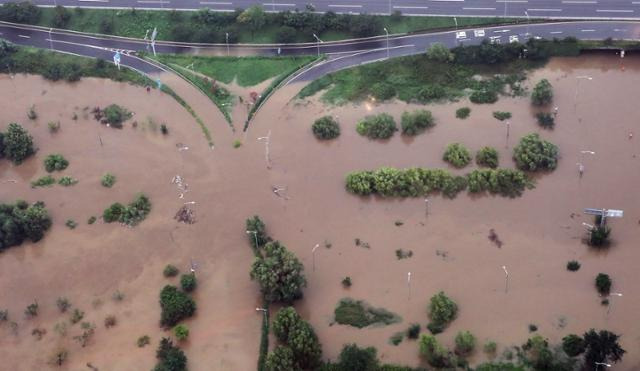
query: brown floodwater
1 53 640 370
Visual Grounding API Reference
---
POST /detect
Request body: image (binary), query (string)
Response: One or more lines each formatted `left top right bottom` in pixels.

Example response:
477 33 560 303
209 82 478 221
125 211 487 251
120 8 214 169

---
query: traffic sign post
113 51 121 70
584 208 623 226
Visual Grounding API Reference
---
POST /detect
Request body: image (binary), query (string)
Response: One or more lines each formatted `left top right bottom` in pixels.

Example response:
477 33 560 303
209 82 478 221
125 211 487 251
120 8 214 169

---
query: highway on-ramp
6 0 640 20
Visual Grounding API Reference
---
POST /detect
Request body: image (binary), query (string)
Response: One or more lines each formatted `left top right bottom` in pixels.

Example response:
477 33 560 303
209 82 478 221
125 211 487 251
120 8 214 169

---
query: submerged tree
583 330 625 369
250 241 306 303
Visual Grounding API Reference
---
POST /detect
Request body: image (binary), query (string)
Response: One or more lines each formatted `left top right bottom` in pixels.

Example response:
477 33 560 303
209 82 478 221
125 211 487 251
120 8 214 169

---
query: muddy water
1 53 639 370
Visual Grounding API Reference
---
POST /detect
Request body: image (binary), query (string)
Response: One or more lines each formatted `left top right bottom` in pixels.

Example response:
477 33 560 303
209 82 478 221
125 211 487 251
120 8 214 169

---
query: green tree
154 337 187 371
595 273 612 295
237 6 266 37
159 285 196 328
271 307 322 369
266 346 298 371
250 241 306 303
443 143 472 168
428 291 458 327
337 344 379 371
476 147 499 168
356 113 397 139
583 329 626 368
180 273 197 293
419 334 451 368
401 109 434 136
3 123 34 164
246 215 269 250
513 133 558 171
173 324 189 341
312 116 340 140
531 79 553 106
43 154 69 172
52 5 71 28
275 26 297 43
426 42 454 63
562 334 585 357
455 331 476 356
589 225 611 247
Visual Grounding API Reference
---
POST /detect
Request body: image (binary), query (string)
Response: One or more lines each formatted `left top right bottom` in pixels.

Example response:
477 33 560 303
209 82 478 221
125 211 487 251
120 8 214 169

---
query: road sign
113 51 121 70
584 208 624 218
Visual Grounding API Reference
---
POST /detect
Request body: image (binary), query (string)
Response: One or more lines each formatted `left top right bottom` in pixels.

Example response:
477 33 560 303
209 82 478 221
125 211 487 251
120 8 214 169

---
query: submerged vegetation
334 298 401 328
0 200 52 251
103 193 152 226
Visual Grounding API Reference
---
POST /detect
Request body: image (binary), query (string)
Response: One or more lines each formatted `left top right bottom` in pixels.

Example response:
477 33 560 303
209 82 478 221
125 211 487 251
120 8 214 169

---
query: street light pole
595 362 612 369
505 120 511 148
454 16 458 32
312 243 319 272
524 11 530 38
225 33 230 57
502 266 509 293
313 34 322 57
246 230 258 248
48 28 53 51
383 27 389 59
504 0 508 17
606 292 622 316
407 272 411 300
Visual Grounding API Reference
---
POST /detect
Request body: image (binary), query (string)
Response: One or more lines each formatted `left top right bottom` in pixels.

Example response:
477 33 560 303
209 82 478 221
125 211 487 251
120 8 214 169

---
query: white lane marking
430 0 464 2
262 2 295 5
596 9 633 13
328 4 362 7
562 0 595 3
493 29 510 33
581 29 596 32
527 8 563 11
136 0 169 3
393 5 429 9
200 1 232 3
550 31 563 34
18 35 30 38
496 0 527 3
613 28 626 31
464 7 496 10
78 0 109 2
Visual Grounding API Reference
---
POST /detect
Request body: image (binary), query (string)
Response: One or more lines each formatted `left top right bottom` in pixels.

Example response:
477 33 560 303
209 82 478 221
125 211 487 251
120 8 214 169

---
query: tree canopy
250 241 306 303
2 123 34 164
0 200 52 251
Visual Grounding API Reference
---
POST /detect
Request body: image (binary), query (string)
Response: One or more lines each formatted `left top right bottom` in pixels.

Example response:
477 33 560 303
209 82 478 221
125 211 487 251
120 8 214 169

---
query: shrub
528 324 538 332
589 225 611 247
160 124 169 135
52 5 71 28
87 216 96 224
455 331 476 356
390 332 403 345
245 215 270 250
31 175 56 188
103 193 151 226
371 82 396 101
65 219 77 229
456 107 471 119
164 264 179 278
101 173 116 188
427 322 446 335
154 337 187 371
58 176 78 186
428 291 458 327
271 307 322 369
103 202 125 223
312 116 340 140
56 297 71 313
401 110 434 136
426 43 454 63
266 345 296 370
536 112 555 128
531 79 553 106
173 324 189 341
48 121 60 133
417 84 446 103
407 323 421 339
334 298 401 328
562 334 585 357
104 315 117 328
356 113 397 139
0 2 41 24
342 276 352 288
476 147 499 168
0 309 7 322
0 200 52 250
3 123 34 164
250 241 306 303
513 133 559 171
337 343 379 371
275 25 297 43
48 348 68 367
103 104 132 128
470 90 498 104
233 139 242 148
484 341 498 355
159 285 196 328
137 335 151 347
27 105 37 120
419 334 451 368
492 111 511 121
70 308 84 324
25 301 39 318
443 143 471 168
583 329 625 367
567 260 581 271
595 273 612 295
180 273 197 292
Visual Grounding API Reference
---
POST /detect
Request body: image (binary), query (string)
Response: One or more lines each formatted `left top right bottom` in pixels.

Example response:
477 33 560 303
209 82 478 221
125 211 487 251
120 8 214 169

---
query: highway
1 20 638 82
6 0 640 20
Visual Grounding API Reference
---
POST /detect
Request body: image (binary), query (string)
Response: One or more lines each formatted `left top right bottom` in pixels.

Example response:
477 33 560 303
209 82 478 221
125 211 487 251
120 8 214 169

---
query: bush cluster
154 337 187 371
595 273 612 295
476 147 499 168
356 113 397 139
250 241 306 303
536 112 555 129
492 111 511 121
401 109 434 136
456 107 471 119
443 143 471 168
180 273 197 292
428 291 458 330
312 116 340 140
513 133 559 172
103 193 151 226
470 90 498 104
159 285 196 328
466 169 533 197
44 154 69 172
531 79 553 106
268 307 322 370
1 123 34 164
102 104 132 128
101 173 116 188
0 201 52 251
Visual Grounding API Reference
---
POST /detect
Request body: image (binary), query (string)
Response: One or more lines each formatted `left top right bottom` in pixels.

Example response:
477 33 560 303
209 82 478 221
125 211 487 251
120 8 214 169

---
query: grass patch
334 298 401 328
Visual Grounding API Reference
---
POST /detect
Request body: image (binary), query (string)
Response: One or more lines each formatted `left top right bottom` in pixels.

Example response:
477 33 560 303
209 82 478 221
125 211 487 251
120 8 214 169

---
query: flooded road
1 53 640 370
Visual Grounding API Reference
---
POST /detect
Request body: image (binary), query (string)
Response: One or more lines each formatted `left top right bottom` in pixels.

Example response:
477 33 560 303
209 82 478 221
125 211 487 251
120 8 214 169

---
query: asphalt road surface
6 0 640 20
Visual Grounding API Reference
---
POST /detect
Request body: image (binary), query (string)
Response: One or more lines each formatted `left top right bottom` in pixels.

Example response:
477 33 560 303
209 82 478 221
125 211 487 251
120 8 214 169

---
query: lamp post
424 198 429 216
454 16 458 32
48 28 53 51
575 75 593 113
312 243 320 272
503 0 508 17
407 272 411 300
225 33 230 56
505 120 511 148
606 292 622 316
595 362 612 369
256 307 268 317
313 34 323 57
502 265 509 293
524 11 530 38
383 27 390 59
579 150 595 177
246 230 258 248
